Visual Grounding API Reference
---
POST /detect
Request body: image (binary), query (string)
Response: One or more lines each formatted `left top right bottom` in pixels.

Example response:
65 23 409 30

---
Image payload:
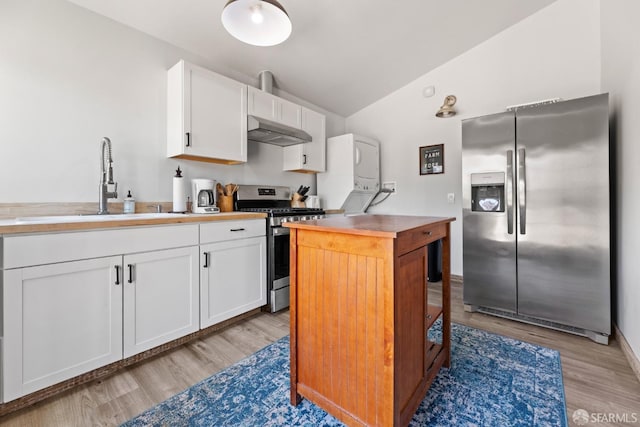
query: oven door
268 225 290 311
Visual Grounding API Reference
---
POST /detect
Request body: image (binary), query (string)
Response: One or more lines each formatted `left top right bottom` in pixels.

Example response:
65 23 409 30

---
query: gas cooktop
239 207 324 217
235 184 325 219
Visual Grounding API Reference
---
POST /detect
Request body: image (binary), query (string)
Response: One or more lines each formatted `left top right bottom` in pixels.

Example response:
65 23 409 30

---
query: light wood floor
2 283 639 427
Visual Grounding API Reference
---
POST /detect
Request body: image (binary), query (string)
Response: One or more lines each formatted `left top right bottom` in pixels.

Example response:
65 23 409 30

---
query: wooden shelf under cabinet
426 304 443 331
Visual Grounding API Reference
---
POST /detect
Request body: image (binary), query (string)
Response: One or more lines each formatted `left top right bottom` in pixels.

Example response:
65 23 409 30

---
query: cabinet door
188 65 247 162
167 60 247 164
248 86 301 128
201 236 266 328
247 86 277 120
395 246 428 418
283 107 326 172
2 256 122 402
123 247 199 358
279 97 302 129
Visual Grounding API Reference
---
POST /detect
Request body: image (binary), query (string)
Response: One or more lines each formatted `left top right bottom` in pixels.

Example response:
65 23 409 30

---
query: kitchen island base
286 215 455 426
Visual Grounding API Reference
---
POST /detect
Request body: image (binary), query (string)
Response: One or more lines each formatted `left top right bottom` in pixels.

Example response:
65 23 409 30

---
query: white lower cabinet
123 247 199 358
2 256 123 402
1 219 265 403
200 220 266 328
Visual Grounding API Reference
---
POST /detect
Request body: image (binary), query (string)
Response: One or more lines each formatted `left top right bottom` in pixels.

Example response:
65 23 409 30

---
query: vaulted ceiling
68 0 557 117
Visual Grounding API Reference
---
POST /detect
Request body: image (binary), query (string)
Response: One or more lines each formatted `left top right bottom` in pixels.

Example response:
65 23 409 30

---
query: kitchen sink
14 213 184 224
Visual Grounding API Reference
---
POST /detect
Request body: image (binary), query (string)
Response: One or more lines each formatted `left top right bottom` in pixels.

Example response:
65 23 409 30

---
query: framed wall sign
420 144 444 175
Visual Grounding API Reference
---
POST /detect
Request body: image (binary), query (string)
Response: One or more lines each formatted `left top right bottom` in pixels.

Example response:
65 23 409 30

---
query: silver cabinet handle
506 149 514 235
114 265 121 285
203 252 209 268
423 230 433 236
518 148 526 235
127 264 134 283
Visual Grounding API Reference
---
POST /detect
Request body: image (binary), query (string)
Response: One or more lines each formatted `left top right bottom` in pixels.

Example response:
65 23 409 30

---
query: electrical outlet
447 193 455 204
382 181 397 194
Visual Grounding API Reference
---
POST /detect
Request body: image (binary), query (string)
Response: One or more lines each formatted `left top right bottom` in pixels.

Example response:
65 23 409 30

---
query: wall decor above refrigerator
461 93 611 344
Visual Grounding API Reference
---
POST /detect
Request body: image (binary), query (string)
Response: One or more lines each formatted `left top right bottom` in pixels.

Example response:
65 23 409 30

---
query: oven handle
272 226 290 236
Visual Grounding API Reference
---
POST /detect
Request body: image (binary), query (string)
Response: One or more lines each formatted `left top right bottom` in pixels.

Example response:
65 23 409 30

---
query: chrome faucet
98 137 118 214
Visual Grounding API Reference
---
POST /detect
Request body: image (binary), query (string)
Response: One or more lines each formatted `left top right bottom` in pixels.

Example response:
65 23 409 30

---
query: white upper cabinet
247 86 276 121
247 86 301 129
167 60 247 164
279 97 303 129
283 107 326 173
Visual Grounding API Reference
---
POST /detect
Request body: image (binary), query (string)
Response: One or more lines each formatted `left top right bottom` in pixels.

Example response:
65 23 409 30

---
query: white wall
345 0 602 276
0 0 345 203
600 0 640 361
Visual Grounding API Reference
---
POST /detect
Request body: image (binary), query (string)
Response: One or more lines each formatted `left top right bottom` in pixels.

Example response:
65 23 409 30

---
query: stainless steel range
236 185 325 312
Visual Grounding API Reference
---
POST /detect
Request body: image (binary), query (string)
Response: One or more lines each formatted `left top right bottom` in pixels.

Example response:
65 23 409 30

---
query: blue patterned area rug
122 323 567 426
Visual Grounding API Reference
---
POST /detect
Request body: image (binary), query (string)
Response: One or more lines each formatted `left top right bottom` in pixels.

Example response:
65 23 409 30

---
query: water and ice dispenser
470 172 505 212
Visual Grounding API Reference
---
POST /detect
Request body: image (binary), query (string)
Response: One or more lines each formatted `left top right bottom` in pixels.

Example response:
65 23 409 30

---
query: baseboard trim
451 274 463 285
614 324 640 383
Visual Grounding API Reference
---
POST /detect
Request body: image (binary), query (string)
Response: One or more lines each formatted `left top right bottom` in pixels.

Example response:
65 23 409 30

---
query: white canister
305 195 320 209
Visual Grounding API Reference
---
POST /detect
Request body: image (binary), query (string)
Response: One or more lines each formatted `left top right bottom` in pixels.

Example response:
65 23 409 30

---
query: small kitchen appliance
236 185 325 312
191 179 219 214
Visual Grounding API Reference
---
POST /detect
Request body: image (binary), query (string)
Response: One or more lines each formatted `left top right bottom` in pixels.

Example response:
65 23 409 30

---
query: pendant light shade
222 0 292 47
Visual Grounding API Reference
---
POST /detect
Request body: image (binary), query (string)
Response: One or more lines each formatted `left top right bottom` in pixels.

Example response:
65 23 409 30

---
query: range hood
247 70 312 147
247 115 312 146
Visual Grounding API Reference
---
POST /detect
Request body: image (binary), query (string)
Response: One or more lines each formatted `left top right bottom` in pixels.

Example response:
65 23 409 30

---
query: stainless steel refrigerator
461 93 610 344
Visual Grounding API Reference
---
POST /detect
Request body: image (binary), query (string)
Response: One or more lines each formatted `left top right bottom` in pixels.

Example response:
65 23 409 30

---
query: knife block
291 193 306 208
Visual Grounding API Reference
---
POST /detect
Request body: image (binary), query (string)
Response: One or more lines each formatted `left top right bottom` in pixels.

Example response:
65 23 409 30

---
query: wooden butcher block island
284 214 456 426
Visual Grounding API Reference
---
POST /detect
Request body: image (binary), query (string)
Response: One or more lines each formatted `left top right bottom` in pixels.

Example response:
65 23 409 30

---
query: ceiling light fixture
221 0 292 47
436 95 457 118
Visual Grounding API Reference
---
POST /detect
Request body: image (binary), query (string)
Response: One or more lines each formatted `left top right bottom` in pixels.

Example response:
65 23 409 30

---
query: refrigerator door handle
506 150 514 234
518 148 526 234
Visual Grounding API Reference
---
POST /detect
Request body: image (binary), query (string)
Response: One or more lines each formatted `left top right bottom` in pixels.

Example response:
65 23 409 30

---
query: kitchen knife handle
185 132 191 147
114 265 121 285
203 252 209 268
518 148 526 235
127 264 133 283
506 150 514 235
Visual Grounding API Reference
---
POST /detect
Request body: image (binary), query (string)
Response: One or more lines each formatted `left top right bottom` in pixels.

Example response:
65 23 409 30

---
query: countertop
284 214 456 237
0 212 267 234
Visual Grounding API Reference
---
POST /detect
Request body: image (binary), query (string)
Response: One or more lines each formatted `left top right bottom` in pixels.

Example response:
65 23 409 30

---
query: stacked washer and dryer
317 133 381 214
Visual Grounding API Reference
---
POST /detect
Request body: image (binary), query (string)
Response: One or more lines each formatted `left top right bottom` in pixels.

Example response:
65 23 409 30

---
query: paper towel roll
173 177 187 212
